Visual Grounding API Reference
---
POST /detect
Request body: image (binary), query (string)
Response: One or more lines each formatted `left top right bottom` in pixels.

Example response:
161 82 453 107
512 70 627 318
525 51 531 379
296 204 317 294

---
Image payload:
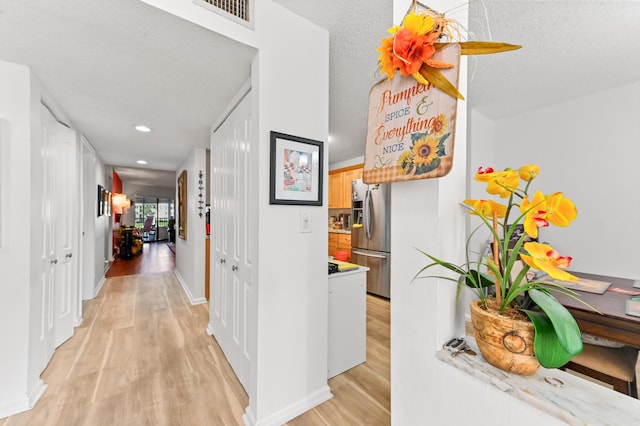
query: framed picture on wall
177 170 187 240
105 191 112 216
269 131 323 206
97 185 105 217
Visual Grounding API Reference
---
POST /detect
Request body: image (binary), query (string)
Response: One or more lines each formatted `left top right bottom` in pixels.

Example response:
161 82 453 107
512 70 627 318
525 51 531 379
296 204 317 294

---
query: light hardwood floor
1 271 390 425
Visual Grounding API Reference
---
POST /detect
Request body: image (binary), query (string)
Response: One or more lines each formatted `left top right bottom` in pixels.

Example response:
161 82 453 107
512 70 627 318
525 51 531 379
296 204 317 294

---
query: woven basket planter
470 300 540 376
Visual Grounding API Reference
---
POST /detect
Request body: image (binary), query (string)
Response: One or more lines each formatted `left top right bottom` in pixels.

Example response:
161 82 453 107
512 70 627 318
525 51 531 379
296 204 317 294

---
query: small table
552 272 640 348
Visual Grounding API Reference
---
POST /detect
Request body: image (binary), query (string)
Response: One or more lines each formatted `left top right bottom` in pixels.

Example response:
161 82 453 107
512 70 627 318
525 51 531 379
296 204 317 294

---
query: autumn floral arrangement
415 164 594 368
377 8 520 100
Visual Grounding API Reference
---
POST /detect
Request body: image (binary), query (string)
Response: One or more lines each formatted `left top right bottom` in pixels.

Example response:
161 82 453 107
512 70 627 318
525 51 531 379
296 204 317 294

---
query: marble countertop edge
437 338 640 425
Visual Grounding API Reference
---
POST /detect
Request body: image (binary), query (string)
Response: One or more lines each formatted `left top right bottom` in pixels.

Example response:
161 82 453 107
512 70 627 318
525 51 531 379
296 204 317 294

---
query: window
134 197 175 241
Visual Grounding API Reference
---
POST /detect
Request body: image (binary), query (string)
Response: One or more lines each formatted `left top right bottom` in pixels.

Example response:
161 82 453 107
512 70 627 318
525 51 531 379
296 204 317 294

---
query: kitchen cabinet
328 166 363 209
341 168 362 206
328 232 351 260
328 173 344 208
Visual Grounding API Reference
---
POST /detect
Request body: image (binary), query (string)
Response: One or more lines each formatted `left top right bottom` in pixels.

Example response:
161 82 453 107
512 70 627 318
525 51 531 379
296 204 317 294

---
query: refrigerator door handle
352 250 387 259
364 189 372 240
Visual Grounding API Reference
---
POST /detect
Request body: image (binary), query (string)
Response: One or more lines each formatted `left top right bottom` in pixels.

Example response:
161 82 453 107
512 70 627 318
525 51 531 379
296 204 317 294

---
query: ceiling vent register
196 0 249 22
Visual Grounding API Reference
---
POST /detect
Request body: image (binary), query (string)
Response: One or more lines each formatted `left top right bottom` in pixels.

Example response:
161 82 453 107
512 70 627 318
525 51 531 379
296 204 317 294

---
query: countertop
328 228 351 234
438 337 640 425
328 266 369 278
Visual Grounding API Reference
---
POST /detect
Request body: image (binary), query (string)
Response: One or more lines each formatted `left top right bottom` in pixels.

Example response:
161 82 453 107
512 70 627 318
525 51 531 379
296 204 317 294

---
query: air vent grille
199 0 249 22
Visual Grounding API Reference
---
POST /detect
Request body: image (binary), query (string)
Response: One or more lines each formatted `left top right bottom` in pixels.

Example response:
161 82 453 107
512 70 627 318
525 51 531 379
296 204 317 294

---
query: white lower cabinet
328 267 368 378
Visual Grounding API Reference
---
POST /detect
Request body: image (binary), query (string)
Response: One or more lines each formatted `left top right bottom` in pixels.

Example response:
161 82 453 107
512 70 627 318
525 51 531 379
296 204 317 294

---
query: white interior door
210 90 252 391
39 105 57 365
54 121 77 347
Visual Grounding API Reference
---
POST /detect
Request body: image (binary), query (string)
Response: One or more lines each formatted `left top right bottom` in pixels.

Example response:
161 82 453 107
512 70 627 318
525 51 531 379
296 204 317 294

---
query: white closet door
54 121 77 347
210 91 252 391
39 105 57 366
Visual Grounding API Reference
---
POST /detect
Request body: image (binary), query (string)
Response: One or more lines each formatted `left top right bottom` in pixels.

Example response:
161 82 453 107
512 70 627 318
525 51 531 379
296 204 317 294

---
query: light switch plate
300 212 311 233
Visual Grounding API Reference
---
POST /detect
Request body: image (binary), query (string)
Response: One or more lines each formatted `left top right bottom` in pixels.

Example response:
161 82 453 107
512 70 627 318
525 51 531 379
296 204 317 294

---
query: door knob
232 265 238 272
51 259 58 264
66 253 73 258
220 258 226 264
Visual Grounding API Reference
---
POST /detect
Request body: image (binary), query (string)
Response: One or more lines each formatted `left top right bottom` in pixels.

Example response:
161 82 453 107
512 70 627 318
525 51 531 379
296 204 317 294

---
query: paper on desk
540 275 612 294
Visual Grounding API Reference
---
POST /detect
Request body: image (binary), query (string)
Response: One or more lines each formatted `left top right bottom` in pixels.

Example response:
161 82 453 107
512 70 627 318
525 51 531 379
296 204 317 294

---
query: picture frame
97 185 105 217
177 170 187 240
105 191 112 217
269 131 323 206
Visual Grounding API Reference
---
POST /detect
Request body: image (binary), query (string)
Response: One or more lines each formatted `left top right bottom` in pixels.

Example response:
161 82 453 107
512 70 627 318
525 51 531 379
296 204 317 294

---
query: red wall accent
113 170 122 194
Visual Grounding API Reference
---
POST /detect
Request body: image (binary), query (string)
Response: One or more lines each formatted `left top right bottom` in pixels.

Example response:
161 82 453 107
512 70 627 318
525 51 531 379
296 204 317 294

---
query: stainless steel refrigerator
351 179 391 299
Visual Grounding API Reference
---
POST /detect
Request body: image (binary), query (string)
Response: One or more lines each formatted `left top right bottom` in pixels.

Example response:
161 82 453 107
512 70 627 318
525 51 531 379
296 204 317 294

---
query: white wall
492 82 640 279
174 147 207 304
142 2 331 424
0 59 33 418
94 161 109 284
390 1 565 424
81 137 98 300
250 3 330 425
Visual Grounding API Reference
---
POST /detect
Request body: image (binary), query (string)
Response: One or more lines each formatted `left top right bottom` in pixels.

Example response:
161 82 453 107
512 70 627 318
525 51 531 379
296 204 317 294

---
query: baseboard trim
173 270 207 305
73 316 83 327
94 276 106 298
29 380 47 410
243 385 333 426
0 380 47 419
0 395 29 420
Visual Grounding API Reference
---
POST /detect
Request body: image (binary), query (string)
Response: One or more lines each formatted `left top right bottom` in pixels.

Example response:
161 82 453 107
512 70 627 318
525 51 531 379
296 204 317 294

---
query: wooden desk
552 272 640 348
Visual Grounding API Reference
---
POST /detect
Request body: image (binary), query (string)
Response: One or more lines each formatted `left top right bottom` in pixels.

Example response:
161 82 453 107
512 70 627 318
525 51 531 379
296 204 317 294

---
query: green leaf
411 132 426 144
413 248 467 277
527 288 583 356
523 309 576 368
464 270 494 289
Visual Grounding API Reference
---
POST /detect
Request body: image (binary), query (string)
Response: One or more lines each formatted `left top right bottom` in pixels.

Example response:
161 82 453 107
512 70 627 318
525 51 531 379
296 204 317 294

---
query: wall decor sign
365 4 520 184
178 170 187 240
269 131 323 206
364 43 460 184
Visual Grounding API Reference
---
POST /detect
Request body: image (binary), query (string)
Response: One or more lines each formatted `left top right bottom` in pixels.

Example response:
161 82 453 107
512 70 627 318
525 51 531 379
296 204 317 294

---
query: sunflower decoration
398 130 449 177
396 105 451 177
377 9 521 100
430 114 448 138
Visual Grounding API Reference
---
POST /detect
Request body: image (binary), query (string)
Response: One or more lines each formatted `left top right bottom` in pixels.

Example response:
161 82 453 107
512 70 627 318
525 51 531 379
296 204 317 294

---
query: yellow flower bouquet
416 164 593 369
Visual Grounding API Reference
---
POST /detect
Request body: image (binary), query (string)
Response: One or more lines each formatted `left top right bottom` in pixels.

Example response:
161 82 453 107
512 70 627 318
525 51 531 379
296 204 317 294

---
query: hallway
1 247 390 425
106 242 176 278
1 271 247 426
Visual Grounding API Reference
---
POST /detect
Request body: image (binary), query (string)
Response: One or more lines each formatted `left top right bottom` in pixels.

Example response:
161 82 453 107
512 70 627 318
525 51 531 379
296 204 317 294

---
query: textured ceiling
0 0 254 173
277 0 640 165
467 1 640 119
0 1 638 188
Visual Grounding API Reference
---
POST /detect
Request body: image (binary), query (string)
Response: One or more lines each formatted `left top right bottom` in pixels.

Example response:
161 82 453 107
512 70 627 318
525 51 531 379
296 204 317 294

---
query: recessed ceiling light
137 160 148 165
135 125 151 132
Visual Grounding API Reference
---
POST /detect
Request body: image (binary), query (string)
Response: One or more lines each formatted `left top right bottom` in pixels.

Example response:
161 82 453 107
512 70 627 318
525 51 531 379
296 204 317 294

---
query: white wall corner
173 270 207 305
93 276 107 299
0 377 46 420
244 385 333 426
0 395 30 420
